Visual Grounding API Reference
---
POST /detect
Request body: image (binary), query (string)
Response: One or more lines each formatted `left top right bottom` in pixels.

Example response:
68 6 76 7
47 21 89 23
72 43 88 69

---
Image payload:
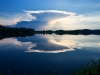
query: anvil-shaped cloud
15 10 76 30
15 10 100 30
1 10 100 30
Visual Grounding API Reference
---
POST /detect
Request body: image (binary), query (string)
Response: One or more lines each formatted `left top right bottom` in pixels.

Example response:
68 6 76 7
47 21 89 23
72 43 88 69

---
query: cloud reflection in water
1 35 100 53
25 44 74 53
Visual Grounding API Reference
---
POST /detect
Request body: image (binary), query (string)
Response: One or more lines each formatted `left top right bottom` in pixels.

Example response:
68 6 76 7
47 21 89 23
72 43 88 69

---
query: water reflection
1 35 100 53
26 45 74 53
1 35 100 75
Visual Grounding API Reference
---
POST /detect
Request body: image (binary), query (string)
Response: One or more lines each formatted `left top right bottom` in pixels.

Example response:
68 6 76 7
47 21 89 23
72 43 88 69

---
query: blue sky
0 0 100 30
0 0 100 14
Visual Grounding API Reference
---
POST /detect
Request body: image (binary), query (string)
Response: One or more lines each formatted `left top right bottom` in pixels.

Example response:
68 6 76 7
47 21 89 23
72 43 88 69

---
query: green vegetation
0 70 2 75
72 59 100 75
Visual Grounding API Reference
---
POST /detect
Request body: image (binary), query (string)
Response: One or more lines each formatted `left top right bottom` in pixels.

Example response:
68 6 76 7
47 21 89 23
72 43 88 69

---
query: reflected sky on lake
1 35 100 75
1 35 100 53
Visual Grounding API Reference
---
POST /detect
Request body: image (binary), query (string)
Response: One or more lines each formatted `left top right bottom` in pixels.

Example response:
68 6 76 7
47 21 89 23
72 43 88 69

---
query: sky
0 0 100 30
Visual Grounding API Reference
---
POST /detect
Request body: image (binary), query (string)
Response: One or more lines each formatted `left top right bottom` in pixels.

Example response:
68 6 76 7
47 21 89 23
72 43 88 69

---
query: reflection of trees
0 25 34 40
35 30 52 35
35 29 100 35
1 25 100 40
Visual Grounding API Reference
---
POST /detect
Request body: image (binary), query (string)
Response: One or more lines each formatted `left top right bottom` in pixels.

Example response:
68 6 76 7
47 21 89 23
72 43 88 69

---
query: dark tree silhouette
1 25 100 40
0 25 34 40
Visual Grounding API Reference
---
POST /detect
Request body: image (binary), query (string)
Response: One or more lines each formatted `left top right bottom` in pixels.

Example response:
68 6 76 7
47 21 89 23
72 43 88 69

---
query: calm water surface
0 34 100 75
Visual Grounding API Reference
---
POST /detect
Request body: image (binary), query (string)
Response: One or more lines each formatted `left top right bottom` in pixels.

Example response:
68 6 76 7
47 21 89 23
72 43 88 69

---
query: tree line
35 29 100 35
1 25 100 39
0 25 34 40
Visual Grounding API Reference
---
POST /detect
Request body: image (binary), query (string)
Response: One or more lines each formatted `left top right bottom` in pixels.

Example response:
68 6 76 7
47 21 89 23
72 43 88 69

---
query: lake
0 34 100 75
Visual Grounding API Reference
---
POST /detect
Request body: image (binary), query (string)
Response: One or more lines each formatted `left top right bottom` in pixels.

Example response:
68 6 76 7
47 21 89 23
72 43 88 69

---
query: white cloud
24 10 76 22
0 12 33 25
0 17 21 25
24 10 76 15
22 10 84 30
24 10 100 30
0 10 100 30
